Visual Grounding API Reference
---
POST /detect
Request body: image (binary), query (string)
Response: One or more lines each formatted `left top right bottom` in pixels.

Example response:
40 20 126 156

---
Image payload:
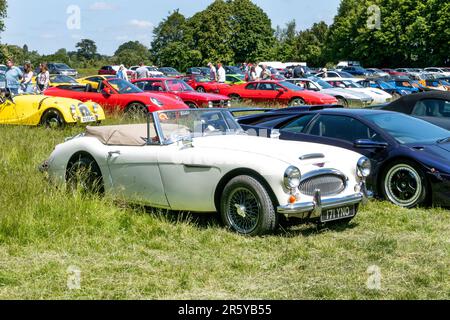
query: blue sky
1 0 341 55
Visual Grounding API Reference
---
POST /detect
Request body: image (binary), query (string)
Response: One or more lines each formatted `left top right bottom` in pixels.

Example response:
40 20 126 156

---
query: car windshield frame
165 79 194 92
279 81 304 91
54 63 71 70
363 112 450 144
153 109 245 145
107 78 143 94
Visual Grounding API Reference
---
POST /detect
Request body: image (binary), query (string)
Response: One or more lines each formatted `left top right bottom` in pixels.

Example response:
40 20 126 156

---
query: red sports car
381 68 408 77
98 65 135 78
131 78 231 109
220 80 338 106
182 75 231 93
44 78 188 114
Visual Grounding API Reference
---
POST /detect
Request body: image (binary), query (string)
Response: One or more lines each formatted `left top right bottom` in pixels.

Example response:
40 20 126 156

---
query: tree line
0 0 448 71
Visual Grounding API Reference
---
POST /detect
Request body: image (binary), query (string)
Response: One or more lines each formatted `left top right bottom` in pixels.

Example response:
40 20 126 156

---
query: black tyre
40 109 65 129
185 102 198 109
392 92 401 100
336 97 349 107
229 94 241 103
126 103 148 119
289 97 306 106
220 175 278 236
196 86 206 93
67 155 104 195
381 160 428 208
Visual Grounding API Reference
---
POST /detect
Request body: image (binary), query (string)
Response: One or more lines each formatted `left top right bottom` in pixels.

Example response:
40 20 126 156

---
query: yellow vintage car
0 92 106 128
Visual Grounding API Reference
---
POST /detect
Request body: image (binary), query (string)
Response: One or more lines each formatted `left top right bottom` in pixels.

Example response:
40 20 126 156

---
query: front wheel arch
214 168 279 213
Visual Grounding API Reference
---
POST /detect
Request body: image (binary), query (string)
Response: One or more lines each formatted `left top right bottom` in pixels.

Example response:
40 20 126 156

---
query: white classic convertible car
41 109 371 236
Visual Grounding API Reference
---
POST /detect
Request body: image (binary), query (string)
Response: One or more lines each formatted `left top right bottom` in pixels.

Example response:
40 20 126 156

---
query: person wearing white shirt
217 63 226 83
255 64 262 80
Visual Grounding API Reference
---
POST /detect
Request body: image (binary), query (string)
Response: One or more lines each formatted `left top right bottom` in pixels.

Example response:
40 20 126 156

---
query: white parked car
423 67 450 77
286 77 374 107
40 109 370 236
323 78 393 104
129 65 164 77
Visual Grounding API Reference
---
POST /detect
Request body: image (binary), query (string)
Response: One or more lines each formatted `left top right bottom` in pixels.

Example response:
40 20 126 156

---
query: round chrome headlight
284 166 301 190
357 157 371 178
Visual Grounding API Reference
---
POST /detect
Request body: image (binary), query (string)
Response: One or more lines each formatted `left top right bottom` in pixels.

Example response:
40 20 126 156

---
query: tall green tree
228 0 276 62
0 0 6 36
114 41 151 65
76 39 98 60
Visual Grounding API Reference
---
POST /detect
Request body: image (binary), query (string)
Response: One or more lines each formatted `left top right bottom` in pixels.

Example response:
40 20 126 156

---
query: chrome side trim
299 153 325 161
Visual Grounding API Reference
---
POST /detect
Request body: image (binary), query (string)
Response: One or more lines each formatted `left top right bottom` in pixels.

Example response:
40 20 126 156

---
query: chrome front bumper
277 183 371 219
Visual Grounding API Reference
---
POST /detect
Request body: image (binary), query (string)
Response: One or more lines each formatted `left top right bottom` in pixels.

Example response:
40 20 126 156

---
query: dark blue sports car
237 107 450 208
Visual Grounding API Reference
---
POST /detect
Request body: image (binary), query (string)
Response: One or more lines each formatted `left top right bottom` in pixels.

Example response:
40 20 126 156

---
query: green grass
0 117 449 300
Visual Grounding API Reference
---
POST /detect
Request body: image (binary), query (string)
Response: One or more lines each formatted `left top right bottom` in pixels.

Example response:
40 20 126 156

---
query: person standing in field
5 59 23 95
208 62 217 81
136 62 150 79
116 65 129 81
217 63 226 83
36 63 50 93
21 62 34 93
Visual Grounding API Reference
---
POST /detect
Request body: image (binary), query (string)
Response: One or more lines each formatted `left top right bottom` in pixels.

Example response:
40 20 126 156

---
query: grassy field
0 116 449 300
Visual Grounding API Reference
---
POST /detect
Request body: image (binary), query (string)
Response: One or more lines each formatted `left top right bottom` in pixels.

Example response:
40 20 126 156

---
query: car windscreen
166 79 194 92
50 75 77 83
156 109 244 143
378 81 395 89
314 79 334 89
54 63 71 69
279 81 304 91
364 113 449 144
108 78 143 94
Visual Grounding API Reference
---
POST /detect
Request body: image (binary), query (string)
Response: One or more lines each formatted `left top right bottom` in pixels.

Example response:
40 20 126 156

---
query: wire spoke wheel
226 187 261 234
67 157 104 195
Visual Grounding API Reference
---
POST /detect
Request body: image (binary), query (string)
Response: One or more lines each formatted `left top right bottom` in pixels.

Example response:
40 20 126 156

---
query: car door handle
108 150 121 158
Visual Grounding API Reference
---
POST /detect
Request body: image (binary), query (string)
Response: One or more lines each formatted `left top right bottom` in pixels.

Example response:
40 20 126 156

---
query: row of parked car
1 61 449 235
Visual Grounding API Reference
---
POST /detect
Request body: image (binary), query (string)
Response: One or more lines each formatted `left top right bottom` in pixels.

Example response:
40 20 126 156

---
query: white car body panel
45 131 366 215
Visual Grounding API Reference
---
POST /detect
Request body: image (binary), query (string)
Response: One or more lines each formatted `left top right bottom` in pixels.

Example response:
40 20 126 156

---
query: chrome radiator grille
299 174 346 197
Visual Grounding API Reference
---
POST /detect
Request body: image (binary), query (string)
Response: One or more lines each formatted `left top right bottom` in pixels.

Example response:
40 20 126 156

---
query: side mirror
354 139 388 149
278 88 285 93
102 87 112 95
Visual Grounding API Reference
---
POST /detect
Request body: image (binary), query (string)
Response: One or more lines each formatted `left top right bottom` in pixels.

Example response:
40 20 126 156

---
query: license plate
321 205 356 223
81 116 96 123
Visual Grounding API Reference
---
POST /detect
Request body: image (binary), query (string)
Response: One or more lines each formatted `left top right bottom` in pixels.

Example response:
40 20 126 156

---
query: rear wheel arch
214 168 279 212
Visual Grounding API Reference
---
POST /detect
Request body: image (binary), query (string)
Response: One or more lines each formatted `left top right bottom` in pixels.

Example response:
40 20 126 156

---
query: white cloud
129 19 153 29
89 2 117 11
40 33 56 39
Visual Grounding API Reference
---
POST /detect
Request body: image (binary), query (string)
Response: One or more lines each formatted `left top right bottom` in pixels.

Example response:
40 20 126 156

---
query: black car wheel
196 86 206 93
67 155 104 195
185 102 198 109
336 97 349 107
126 103 148 119
220 175 278 236
40 109 65 129
229 94 242 103
289 98 306 106
381 160 428 208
